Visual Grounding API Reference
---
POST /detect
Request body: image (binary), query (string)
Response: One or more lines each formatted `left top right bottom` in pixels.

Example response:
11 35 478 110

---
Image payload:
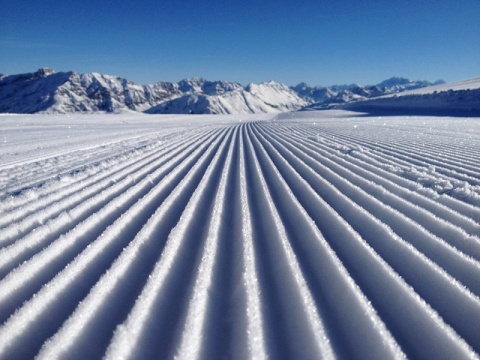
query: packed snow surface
0 111 479 359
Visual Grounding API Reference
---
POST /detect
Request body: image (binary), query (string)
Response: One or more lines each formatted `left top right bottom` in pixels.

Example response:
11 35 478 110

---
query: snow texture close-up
0 110 480 359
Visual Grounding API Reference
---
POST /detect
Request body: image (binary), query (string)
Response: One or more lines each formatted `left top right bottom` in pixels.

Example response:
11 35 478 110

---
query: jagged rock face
0 68 442 114
34 67 55 77
0 70 73 113
177 78 243 96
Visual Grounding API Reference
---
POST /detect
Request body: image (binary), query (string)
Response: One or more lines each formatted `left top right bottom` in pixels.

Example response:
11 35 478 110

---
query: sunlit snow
0 110 479 359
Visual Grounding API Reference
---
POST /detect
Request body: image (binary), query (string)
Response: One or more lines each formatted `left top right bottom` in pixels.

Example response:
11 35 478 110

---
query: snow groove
256 125 480 291
0 112 479 359
0 127 212 230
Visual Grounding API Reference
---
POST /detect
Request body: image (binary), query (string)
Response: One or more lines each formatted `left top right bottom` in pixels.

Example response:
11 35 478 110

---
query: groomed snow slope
0 111 479 359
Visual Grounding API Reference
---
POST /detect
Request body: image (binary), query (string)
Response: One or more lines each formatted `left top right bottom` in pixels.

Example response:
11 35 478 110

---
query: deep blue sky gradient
1 0 479 86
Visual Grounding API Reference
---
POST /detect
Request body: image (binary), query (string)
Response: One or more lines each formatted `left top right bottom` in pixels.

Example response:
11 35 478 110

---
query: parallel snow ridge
0 111 479 359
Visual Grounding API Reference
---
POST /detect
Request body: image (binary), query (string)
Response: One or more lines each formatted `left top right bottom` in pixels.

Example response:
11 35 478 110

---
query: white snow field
0 110 479 359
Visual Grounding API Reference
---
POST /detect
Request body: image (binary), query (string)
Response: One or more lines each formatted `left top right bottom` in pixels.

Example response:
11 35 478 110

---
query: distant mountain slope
341 78 480 115
295 77 445 110
384 77 480 94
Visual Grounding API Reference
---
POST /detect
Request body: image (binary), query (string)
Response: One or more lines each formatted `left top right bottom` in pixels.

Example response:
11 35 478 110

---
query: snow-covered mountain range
146 79 307 114
2 67 471 115
0 68 307 114
292 77 444 109
0 68 181 114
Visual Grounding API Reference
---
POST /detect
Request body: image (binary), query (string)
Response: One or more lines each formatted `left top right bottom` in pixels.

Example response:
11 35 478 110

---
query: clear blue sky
1 0 479 86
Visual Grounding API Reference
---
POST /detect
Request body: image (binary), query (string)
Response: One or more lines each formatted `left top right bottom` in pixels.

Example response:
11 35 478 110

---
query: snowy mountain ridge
295 77 446 109
0 69 309 114
341 77 480 114
147 78 307 114
0 68 181 114
0 68 465 115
